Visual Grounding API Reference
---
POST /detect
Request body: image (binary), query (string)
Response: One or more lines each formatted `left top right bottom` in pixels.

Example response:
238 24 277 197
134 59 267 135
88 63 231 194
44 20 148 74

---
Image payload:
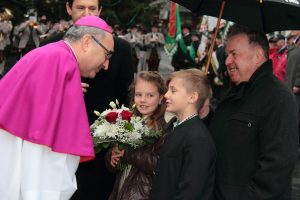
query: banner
164 3 181 58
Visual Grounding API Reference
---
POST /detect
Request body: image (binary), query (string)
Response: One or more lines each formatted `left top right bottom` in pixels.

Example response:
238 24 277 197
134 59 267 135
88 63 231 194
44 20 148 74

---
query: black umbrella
171 0 300 74
172 0 300 33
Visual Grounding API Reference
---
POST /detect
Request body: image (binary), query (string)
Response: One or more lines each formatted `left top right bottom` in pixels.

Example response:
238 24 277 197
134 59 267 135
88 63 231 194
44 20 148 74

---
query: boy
150 68 216 200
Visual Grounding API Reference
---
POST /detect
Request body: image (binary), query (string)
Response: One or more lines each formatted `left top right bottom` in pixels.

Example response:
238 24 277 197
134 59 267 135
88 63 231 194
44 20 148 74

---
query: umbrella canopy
171 0 300 33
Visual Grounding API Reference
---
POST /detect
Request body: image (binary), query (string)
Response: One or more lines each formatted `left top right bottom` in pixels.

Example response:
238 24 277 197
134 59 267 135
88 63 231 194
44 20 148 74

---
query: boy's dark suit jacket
41 33 134 200
150 116 216 200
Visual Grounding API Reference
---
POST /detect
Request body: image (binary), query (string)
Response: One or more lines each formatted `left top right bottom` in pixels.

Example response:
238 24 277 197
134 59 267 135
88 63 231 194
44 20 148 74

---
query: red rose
105 112 118 123
120 110 133 122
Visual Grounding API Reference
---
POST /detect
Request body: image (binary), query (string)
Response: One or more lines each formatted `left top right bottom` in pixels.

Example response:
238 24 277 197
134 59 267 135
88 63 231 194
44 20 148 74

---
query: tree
101 0 162 30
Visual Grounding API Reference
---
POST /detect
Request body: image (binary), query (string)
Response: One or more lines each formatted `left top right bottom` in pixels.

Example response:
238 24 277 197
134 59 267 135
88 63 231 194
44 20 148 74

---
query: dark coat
106 117 167 200
41 33 134 200
286 45 300 89
150 116 216 200
106 145 159 200
209 60 299 200
171 34 195 70
286 45 300 106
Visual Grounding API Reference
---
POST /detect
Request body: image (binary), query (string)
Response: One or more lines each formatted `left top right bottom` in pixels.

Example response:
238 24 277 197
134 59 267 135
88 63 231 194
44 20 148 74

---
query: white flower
109 101 117 109
106 123 118 138
120 105 130 111
94 110 101 117
133 121 143 131
129 131 142 141
91 99 159 152
100 109 111 116
94 123 110 137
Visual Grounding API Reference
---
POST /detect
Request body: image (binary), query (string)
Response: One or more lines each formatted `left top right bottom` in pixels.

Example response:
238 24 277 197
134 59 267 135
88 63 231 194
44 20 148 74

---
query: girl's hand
110 146 125 167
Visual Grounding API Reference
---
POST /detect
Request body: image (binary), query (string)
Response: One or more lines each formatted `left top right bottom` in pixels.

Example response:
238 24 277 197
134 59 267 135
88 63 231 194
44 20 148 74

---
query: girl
106 71 167 200
150 68 216 200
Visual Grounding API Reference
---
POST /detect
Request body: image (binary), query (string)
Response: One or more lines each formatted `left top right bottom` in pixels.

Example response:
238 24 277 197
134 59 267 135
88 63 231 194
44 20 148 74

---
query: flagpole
204 0 226 75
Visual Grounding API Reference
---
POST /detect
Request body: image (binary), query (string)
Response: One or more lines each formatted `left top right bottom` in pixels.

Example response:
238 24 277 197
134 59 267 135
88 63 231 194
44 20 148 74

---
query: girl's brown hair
128 71 167 131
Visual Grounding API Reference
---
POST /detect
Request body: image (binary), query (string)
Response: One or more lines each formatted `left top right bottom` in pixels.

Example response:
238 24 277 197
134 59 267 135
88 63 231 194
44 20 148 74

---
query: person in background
150 68 216 200
268 35 279 60
123 25 140 74
0 15 114 200
204 32 228 107
285 31 300 144
38 15 50 40
2 21 19 76
16 13 45 57
286 32 300 101
106 71 167 200
171 25 195 71
112 25 126 39
0 8 13 74
190 30 201 68
137 29 148 72
46 0 133 199
145 24 165 71
40 0 133 199
199 87 214 128
48 20 70 37
210 25 299 200
271 34 287 82
286 31 300 48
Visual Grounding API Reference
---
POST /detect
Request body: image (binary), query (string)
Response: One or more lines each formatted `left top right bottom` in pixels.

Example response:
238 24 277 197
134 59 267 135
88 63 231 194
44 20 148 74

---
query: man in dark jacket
210 25 299 200
285 34 300 146
171 25 195 70
41 0 133 199
286 34 300 106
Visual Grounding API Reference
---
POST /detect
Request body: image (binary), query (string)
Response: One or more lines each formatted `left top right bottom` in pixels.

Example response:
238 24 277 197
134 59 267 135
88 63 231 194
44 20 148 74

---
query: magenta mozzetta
0 41 94 161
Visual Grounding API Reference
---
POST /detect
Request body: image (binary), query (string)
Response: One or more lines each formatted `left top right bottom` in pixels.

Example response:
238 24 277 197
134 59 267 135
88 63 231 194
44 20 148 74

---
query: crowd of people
1 0 300 200
0 10 72 75
0 7 166 77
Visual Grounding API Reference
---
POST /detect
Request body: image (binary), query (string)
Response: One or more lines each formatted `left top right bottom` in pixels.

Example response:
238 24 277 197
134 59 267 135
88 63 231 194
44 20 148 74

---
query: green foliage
101 0 162 29
142 130 162 146
93 141 110 154
92 136 115 153
124 122 134 132
9 0 162 26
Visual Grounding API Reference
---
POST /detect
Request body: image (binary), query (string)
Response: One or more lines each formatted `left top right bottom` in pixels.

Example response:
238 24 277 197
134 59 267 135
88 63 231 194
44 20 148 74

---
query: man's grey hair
64 26 106 42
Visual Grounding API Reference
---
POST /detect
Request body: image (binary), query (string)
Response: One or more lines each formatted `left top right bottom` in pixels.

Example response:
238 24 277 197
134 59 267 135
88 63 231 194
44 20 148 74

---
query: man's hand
81 82 89 94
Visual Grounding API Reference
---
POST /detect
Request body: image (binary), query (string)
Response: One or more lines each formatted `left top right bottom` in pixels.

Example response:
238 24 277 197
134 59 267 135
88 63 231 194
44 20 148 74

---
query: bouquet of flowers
91 100 160 154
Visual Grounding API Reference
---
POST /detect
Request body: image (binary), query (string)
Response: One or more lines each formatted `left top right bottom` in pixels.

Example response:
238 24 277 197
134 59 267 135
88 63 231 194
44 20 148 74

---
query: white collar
63 40 78 62
173 113 198 128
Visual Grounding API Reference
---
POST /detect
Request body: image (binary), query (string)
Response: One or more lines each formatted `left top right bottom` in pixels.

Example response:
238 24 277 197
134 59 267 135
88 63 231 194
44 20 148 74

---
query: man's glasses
91 35 113 60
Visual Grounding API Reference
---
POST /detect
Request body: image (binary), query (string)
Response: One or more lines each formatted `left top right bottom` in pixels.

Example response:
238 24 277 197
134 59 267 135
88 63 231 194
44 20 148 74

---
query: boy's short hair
167 68 211 110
